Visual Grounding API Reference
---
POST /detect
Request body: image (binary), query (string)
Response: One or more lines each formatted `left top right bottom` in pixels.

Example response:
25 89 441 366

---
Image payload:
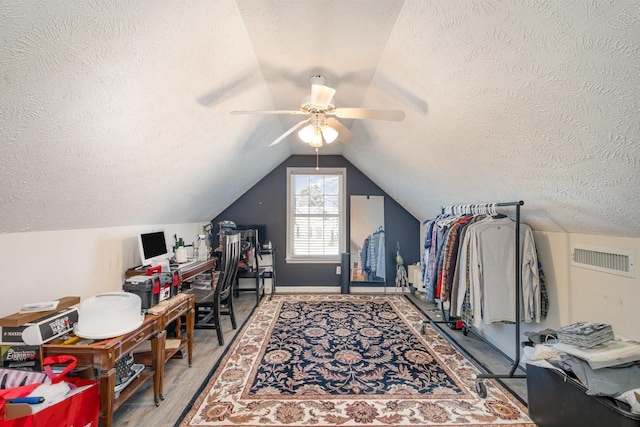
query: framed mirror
350 195 385 283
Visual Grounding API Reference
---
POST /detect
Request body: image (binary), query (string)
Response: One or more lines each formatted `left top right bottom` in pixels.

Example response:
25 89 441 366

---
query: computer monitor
138 230 170 266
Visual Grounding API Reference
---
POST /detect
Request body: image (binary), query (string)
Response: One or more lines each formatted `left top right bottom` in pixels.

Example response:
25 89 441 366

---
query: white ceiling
1 0 639 237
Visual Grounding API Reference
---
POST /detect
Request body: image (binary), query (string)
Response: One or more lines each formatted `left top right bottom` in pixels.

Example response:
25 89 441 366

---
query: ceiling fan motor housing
301 96 335 113
308 74 327 85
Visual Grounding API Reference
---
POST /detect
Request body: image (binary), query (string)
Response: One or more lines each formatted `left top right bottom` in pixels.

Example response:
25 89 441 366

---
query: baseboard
272 286 411 295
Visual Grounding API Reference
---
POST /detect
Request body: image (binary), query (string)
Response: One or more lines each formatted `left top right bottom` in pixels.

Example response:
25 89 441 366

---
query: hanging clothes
421 208 547 327
468 216 540 326
420 220 436 294
361 228 385 280
439 216 472 302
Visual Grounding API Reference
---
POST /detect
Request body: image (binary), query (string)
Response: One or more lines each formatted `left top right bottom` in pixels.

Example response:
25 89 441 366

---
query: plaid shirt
537 248 549 319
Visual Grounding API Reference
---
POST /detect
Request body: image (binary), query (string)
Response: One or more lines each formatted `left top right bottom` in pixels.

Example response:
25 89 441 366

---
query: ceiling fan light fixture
321 125 339 144
298 124 324 147
298 124 315 143
309 127 324 148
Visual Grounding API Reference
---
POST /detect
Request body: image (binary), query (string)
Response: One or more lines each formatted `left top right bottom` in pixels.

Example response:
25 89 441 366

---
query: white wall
476 231 640 362
548 232 639 339
0 223 206 318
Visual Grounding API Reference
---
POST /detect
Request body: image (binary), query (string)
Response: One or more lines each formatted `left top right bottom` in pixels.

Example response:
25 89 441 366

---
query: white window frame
286 167 346 264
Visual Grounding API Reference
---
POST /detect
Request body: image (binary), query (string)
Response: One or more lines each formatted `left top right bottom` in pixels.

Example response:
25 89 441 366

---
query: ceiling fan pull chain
315 148 319 170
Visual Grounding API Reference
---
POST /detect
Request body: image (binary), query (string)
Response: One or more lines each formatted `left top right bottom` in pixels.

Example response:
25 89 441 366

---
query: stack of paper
557 321 614 348
18 301 59 314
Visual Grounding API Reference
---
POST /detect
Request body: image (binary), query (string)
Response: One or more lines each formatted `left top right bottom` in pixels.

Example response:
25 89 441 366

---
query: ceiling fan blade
230 110 307 115
332 108 405 121
326 118 355 144
268 118 311 147
310 84 336 108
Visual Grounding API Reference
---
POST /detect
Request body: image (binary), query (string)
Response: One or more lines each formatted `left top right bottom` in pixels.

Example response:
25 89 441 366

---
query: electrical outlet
336 266 341 275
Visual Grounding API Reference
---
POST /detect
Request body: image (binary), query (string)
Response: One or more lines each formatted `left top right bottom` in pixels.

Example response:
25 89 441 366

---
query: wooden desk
145 293 195 398
125 258 217 285
177 258 217 282
42 294 195 427
43 315 163 427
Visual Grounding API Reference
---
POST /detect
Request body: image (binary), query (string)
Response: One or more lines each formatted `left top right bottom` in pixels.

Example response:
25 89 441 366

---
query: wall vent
570 245 635 278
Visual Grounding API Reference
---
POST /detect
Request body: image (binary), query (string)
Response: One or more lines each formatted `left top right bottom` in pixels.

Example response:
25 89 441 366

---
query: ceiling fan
230 75 405 148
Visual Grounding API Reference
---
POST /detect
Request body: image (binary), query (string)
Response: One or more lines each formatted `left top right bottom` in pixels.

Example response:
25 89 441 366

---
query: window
286 167 346 263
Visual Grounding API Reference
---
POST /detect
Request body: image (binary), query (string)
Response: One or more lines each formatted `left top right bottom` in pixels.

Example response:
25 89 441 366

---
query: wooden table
125 258 217 283
43 315 162 427
42 293 195 427
177 258 217 282
145 292 195 398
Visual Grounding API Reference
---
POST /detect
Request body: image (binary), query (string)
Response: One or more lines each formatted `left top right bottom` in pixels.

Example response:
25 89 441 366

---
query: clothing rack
426 200 526 398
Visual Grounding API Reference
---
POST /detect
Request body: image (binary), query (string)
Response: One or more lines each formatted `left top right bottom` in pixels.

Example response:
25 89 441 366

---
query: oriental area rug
177 294 534 426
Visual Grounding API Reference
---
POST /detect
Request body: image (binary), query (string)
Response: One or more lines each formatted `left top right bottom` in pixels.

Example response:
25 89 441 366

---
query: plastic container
123 275 161 309
73 292 144 339
166 271 180 297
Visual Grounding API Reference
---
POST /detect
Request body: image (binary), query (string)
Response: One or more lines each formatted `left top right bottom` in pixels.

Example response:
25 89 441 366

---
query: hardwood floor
112 292 258 427
406 293 529 403
111 291 528 427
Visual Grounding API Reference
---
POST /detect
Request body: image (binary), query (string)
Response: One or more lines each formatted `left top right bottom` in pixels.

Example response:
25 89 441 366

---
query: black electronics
236 224 267 245
138 230 169 266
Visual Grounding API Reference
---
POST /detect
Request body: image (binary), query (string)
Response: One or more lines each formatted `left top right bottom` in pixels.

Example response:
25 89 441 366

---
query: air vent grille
570 245 635 278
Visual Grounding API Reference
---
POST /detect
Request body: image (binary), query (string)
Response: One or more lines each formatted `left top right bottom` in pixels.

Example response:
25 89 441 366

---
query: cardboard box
0 308 78 345
0 296 80 327
1 344 43 371
21 308 78 345
0 324 29 345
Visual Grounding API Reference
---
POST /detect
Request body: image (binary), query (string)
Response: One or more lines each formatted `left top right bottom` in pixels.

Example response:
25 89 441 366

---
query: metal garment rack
426 200 526 398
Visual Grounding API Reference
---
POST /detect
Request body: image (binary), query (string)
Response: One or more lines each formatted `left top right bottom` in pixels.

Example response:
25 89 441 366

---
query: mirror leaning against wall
350 195 385 284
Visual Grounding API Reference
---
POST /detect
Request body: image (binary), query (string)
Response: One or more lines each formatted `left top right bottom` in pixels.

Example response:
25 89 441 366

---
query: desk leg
270 265 276 300
174 316 183 340
255 276 260 307
99 368 116 427
151 330 166 404
186 306 195 367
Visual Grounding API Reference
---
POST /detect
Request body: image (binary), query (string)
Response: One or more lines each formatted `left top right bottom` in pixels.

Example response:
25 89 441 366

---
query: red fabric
435 269 444 300
0 379 99 427
40 355 76 385
0 355 99 426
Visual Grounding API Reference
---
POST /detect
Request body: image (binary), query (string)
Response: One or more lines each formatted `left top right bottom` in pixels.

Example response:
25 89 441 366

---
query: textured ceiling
1 0 639 237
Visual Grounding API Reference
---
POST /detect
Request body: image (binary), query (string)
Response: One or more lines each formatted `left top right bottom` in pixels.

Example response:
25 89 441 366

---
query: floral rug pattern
179 294 534 426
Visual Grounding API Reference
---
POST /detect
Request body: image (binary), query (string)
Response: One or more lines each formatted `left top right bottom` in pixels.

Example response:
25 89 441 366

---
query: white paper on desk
19 301 59 314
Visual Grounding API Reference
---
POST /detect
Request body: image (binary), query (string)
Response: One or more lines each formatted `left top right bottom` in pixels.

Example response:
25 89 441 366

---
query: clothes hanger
492 203 507 218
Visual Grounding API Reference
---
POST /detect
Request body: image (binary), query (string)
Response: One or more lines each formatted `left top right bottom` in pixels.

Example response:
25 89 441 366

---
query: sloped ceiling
0 1 639 237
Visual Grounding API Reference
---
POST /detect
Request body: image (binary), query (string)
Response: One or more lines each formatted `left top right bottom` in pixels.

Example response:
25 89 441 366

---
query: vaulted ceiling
1 1 639 237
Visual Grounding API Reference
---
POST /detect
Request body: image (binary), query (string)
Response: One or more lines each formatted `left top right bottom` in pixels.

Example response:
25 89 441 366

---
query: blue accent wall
211 155 419 288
